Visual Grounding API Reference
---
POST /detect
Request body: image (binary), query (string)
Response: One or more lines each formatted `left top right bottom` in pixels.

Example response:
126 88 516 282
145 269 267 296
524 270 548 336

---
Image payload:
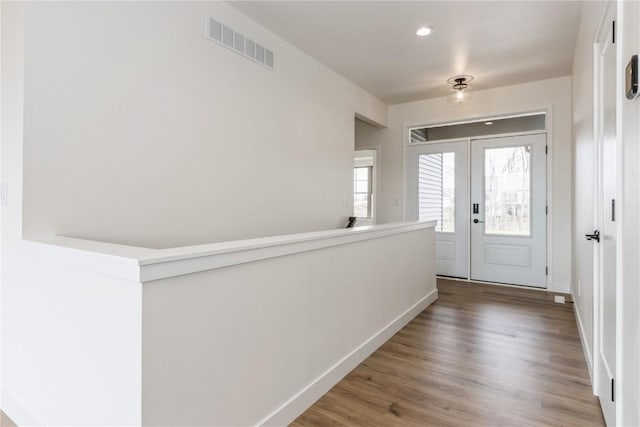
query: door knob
585 230 600 242
473 218 484 224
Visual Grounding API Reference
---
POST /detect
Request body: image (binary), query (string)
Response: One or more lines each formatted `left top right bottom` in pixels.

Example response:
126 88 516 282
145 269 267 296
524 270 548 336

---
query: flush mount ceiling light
447 75 474 103
416 26 433 37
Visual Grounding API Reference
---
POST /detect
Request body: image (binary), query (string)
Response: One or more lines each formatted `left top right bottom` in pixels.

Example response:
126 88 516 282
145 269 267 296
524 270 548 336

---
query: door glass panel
418 152 455 232
484 145 531 236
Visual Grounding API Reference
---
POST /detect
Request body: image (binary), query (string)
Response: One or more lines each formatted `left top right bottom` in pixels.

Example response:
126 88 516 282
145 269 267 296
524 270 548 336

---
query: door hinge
545 205 548 215
612 199 616 221
545 145 548 154
545 267 548 276
613 20 616 44
612 378 615 401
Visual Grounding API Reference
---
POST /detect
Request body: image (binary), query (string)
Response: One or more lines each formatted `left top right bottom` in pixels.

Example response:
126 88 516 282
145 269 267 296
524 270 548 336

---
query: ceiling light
446 75 474 103
416 27 433 37
485 121 493 125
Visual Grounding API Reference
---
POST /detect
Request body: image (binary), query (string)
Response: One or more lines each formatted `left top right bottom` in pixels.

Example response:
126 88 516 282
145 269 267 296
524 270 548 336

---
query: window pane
353 166 372 218
354 193 369 218
418 152 455 232
355 181 368 193
355 167 369 180
484 145 531 235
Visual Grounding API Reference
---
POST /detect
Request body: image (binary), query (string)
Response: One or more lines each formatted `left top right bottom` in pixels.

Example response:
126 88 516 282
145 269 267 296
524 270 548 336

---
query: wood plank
291 279 603 426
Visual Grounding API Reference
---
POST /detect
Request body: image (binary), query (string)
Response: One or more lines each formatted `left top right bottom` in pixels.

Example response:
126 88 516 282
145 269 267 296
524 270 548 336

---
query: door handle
585 230 600 242
473 218 484 224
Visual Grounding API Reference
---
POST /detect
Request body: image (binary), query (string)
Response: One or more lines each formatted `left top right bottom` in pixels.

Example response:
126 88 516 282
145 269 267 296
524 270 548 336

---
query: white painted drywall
1 242 143 426
141 226 436 426
20 1 387 249
2 4 142 425
3 1 390 424
365 77 573 293
571 0 607 379
616 1 640 424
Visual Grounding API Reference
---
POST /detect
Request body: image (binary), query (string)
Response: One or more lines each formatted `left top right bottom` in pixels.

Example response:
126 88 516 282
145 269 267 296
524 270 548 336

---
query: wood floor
0 411 17 427
292 279 604 426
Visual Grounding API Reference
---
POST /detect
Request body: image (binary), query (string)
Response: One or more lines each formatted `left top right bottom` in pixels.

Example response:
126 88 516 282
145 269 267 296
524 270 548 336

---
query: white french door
406 133 547 287
406 140 468 278
470 134 547 287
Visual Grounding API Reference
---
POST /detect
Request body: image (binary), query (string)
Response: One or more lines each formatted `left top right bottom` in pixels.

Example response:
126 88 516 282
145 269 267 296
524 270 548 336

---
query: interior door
406 140 468 278
470 134 547 287
596 8 617 425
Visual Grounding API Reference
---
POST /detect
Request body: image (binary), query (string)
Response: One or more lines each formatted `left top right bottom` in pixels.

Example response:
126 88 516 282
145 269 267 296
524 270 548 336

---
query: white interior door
470 134 547 287
406 140 468 278
596 8 617 425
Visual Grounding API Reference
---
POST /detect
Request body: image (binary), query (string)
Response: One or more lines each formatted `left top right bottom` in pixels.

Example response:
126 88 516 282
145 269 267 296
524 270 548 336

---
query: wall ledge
24 221 435 283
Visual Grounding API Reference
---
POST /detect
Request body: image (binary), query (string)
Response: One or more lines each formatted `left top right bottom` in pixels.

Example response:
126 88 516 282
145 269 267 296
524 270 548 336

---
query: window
410 113 545 143
418 152 455 232
484 145 531 236
354 166 372 218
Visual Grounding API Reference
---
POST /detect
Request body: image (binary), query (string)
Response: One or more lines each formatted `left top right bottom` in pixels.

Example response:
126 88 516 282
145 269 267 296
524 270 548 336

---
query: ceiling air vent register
207 17 274 70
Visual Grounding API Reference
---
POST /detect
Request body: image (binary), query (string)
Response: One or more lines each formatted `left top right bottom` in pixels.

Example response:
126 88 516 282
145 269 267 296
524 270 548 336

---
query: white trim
257 288 439 426
18 237 144 282
138 222 434 282
23 222 435 284
574 298 594 382
2 386 46 426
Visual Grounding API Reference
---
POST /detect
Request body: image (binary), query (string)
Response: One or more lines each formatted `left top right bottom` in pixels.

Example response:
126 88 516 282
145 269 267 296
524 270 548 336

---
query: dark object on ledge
346 217 358 228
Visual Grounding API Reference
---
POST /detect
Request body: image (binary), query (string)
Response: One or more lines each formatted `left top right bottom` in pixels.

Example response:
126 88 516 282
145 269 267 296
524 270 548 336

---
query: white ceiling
230 1 582 104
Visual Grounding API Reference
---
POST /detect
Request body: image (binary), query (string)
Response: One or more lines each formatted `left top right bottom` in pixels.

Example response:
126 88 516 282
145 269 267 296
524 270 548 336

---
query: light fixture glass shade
446 75 474 104
446 86 473 104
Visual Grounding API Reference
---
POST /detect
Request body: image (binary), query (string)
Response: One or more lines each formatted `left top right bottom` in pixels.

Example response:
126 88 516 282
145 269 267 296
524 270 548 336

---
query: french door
406 133 547 287
470 134 547 287
406 140 468 278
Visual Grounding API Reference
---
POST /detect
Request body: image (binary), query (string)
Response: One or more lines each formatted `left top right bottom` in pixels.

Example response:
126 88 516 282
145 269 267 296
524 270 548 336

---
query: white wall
2 1 390 424
1 242 142 426
141 226 436 426
571 0 607 377
20 1 387 249
367 77 573 292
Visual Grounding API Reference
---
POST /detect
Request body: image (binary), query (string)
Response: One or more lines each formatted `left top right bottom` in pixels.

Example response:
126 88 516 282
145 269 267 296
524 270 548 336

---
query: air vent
207 17 274 70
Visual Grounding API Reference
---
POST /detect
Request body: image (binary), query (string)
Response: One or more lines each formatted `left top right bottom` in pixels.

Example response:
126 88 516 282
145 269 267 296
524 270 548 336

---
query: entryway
406 117 548 288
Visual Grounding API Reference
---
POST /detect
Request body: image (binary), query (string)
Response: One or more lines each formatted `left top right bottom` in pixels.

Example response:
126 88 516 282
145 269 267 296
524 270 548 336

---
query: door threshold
437 275 548 292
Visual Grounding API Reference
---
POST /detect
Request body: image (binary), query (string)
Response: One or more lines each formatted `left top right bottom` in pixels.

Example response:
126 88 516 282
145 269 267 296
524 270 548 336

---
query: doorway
406 128 547 288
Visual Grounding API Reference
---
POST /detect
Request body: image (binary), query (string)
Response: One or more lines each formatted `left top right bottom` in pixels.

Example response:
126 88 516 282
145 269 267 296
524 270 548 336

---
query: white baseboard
258 288 438 426
572 296 593 383
2 386 45 426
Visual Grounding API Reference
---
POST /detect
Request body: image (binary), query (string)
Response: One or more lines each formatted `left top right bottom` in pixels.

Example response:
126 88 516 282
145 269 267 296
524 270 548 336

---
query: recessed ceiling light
416 27 433 37
485 121 493 125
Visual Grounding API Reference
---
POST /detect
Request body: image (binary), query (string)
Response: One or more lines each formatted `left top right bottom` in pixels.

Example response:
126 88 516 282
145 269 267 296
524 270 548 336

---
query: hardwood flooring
292 279 604 426
0 411 17 427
